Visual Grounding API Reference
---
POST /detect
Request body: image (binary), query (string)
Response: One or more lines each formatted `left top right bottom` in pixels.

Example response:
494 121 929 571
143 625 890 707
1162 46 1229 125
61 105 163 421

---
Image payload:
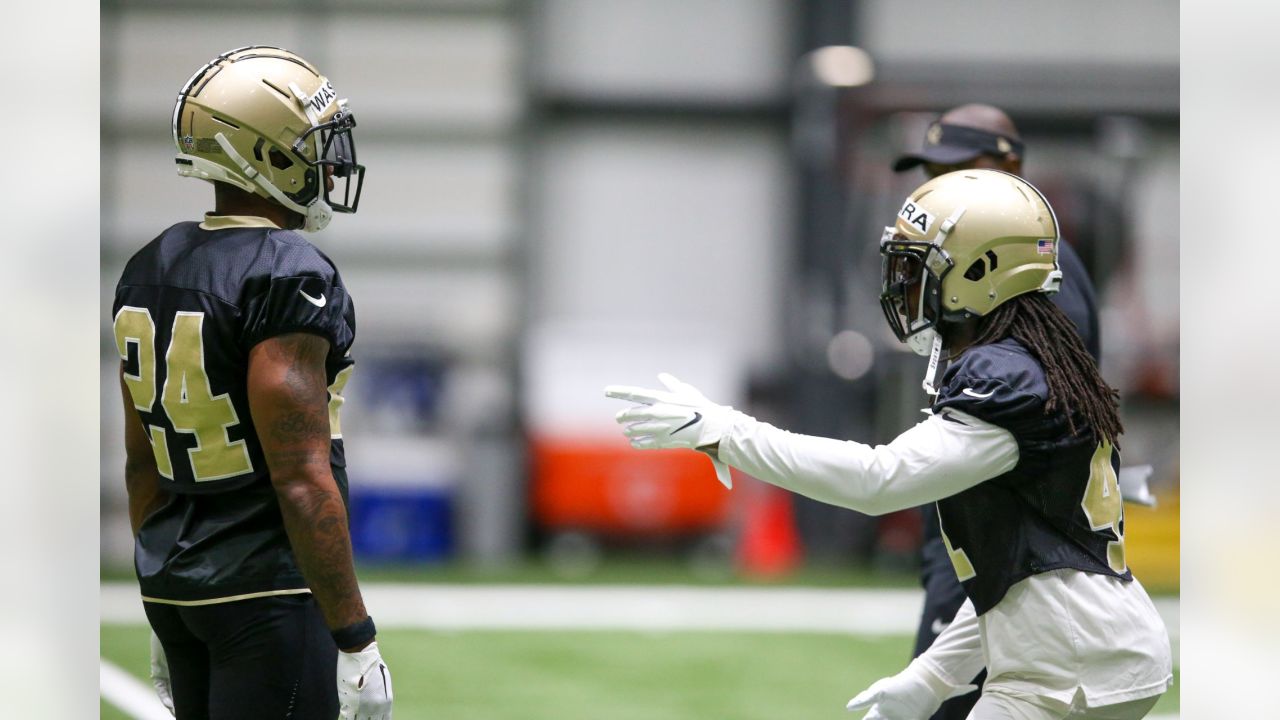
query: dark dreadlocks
964 292 1123 444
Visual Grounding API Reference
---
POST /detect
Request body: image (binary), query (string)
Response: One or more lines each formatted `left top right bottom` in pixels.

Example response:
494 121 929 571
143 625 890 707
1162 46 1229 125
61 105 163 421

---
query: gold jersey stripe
198 213 281 230
141 587 311 606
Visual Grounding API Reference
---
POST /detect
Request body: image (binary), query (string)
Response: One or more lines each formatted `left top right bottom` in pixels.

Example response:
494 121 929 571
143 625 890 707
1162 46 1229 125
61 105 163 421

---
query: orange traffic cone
736 475 802 579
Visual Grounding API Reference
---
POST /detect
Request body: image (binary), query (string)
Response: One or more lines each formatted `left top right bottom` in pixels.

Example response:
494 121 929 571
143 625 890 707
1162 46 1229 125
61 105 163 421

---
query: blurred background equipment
101 1 1178 717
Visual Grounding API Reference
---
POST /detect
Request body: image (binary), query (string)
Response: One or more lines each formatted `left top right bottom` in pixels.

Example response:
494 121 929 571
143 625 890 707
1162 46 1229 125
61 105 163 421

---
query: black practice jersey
921 240 1100 546
112 216 355 602
928 338 1131 615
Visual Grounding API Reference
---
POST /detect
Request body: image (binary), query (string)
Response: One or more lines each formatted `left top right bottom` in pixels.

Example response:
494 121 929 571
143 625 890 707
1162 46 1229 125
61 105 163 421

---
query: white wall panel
523 322 746 437
325 13 521 130
323 138 517 255
531 121 789 370
537 0 792 101
859 0 1178 65
104 136 517 258
108 10 520 130
338 265 516 355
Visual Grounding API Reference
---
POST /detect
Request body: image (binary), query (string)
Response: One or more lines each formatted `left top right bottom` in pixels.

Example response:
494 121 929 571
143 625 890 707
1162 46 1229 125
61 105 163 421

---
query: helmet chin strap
213 132 333 232
922 333 946 396
918 206 966 397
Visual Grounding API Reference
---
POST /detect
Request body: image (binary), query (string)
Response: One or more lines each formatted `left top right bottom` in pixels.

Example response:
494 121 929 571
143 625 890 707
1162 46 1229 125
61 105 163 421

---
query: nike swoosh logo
961 387 995 399
671 412 702 435
300 289 327 307
931 617 949 635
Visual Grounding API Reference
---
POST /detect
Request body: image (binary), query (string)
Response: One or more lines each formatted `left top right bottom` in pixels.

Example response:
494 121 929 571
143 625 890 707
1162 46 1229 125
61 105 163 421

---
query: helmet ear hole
268 147 294 170
963 259 987 281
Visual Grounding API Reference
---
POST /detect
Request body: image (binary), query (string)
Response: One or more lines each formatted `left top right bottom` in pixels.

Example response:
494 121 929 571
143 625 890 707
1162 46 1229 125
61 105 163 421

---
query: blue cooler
346 436 458 564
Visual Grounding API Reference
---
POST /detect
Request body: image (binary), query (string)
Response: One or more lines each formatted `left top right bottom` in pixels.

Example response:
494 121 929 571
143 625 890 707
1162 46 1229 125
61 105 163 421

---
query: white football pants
968 687 1162 720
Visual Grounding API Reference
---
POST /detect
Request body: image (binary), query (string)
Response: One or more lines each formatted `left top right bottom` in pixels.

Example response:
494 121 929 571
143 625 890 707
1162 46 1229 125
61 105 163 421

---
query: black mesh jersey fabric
112 220 356 601
928 338 1131 615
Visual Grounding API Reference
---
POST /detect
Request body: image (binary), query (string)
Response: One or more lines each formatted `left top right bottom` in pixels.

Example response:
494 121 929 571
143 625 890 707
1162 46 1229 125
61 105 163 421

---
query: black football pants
144 593 338 720
914 536 986 720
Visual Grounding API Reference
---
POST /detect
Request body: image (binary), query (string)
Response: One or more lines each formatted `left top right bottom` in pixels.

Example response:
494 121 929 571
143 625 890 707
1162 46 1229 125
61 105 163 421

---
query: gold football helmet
880 169 1062 356
172 46 364 232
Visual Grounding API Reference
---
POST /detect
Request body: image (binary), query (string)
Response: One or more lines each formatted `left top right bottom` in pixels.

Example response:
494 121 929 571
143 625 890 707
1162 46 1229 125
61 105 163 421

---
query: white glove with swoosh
604 373 736 488
150 631 175 715
846 658 977 719
337 641 393 720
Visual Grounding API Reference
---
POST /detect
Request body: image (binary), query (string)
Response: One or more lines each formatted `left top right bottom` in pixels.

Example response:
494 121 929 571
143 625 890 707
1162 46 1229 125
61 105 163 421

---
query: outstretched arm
716 409 1018 515
607 374 1018 516
247 332 369 642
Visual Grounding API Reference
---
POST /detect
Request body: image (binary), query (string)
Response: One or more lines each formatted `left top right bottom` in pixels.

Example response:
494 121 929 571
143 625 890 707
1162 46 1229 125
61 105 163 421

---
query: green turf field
101 624 1178 719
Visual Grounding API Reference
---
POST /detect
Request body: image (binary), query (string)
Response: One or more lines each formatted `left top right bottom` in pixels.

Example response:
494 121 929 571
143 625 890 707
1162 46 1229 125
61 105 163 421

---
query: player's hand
337 641 393 720
1118 464 1157 507
149 632 175 715
846 659 976 719
604 373 735 488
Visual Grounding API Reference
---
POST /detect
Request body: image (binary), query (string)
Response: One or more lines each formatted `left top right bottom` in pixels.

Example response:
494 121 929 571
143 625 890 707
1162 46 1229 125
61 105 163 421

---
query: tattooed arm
120 368 170 535
247 332 371 647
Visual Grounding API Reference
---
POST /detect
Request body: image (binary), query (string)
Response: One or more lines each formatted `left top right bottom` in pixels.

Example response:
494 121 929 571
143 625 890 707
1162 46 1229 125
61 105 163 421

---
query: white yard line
350 584 930 634
102 582 1179 644
100 658 173 720
102 582 922 634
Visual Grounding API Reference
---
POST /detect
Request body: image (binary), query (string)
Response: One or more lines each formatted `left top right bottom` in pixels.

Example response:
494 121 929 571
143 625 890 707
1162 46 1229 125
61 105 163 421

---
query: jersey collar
199 214 282 230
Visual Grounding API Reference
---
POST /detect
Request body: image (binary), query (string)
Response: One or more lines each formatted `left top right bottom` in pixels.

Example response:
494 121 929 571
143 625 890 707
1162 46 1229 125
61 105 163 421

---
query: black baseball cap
892 122 1025 172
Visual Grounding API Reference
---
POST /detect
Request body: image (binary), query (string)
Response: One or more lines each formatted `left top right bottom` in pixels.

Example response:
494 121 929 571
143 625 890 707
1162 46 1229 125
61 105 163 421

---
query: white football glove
604 373 736 488
846 658 977 719
149 631 175 715
337 641 393 720
1118 464 1157 507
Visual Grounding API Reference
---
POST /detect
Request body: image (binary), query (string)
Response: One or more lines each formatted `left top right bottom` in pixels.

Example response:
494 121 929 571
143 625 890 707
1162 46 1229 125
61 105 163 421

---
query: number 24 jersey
112 215 355 602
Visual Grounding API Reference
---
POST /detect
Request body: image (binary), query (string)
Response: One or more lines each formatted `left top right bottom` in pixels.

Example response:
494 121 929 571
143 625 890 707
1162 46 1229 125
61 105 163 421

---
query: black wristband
331 615 376 650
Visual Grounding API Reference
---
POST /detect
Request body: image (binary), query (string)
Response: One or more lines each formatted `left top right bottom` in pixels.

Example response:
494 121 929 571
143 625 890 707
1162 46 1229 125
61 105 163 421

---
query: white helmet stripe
213 132 332 232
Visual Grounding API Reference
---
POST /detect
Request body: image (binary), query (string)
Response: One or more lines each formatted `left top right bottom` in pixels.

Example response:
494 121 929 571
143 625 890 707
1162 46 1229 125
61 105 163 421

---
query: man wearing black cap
893 103 1102 720
893 104 1021 171
893 104 1099 358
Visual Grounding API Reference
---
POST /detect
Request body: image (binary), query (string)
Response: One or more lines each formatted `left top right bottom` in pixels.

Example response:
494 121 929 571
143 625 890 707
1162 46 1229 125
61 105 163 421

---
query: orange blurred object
530 436 731 534
735 480 802 578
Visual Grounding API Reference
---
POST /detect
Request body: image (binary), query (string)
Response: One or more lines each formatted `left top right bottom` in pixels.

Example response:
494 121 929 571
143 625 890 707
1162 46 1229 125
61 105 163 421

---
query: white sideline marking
365 584 928 634
100 658 172 720
102 583 925 634
102 582 1179 643
103 582 924 635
